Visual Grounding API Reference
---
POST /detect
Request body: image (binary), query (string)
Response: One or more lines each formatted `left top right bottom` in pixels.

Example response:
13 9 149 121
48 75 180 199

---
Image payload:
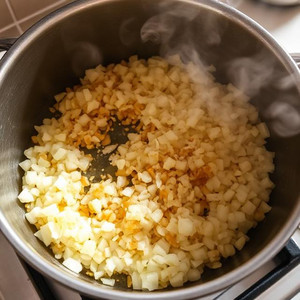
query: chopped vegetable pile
18 55 274 290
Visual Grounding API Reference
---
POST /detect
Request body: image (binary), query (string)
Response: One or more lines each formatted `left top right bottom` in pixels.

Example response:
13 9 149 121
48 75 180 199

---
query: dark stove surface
21 239 300 300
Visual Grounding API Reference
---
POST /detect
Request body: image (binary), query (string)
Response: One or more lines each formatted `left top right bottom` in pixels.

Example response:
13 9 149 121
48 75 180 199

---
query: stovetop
1 1 300 300
1 229 299 300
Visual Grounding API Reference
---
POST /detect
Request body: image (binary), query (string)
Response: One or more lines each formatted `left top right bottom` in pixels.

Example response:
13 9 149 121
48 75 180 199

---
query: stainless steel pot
0 0 300 299
259 0 300 6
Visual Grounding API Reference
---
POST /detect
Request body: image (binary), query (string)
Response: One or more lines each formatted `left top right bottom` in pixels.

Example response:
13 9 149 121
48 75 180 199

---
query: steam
119 18 138 47
227 52 276 97
140 4 225 59
227 53 300 137
140 3 201 55
60 24 103 77
69 41 102 76
140 14 171 45
266 100 300 137
139 3 300 138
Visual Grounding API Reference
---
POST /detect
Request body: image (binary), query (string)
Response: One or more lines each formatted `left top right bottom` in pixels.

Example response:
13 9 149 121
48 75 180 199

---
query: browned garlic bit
18 55 274 291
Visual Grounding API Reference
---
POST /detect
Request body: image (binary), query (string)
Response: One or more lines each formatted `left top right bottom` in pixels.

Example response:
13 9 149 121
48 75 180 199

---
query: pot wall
0 0 299 298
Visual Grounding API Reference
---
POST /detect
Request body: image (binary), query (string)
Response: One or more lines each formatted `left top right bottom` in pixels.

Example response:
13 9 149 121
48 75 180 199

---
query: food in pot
18 55 274 290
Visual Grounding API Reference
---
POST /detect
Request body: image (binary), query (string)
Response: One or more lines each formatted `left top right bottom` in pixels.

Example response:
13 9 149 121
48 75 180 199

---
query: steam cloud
267 100 300 137
61 23 103 77
119 17 138 47
227 53 300 137
70 41 102 76
140 4 224 59
227 52 276 97
139 2 300 138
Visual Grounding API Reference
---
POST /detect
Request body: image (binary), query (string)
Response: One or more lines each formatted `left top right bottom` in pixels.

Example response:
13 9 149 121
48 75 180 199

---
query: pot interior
0 0 299 297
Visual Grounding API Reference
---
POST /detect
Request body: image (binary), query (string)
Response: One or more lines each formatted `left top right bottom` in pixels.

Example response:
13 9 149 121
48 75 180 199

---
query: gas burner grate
22 239 300 300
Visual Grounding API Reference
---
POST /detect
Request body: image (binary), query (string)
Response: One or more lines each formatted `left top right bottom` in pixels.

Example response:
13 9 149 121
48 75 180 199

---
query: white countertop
237 0 300 54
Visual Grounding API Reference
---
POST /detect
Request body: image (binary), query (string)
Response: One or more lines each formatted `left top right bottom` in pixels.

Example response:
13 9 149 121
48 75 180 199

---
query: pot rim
0 0 300 299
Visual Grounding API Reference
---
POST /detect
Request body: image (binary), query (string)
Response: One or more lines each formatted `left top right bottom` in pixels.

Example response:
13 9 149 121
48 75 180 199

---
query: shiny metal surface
291 54 300 68
0 38 17 51
0 0 300 299
260 0 300 6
